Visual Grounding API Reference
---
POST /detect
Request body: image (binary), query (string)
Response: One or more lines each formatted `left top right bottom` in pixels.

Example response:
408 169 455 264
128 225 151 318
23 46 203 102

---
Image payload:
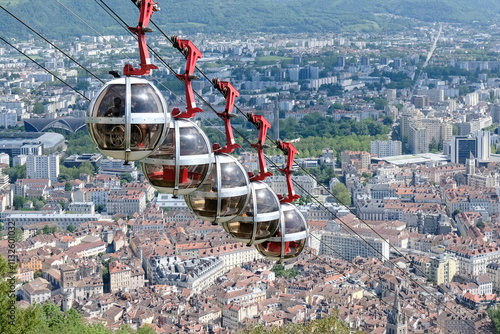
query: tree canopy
332 182 351 207
0 256 154 334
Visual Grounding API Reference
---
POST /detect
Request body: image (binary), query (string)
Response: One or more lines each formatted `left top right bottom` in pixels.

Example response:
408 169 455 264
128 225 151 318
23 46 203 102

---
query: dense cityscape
1 12 500 334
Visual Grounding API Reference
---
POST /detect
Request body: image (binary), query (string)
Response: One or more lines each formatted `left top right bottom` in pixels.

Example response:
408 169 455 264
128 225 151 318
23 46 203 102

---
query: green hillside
0 0 499 39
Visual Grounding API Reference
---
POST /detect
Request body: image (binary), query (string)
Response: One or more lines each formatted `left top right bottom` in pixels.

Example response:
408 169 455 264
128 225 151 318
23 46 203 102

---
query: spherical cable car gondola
86 0 168 163
255 202 309 262
184 80 251 224
223 180 281 244
141 118 213 196
222 114 281 245
140 38 213 196
254 140 309 262
87 77 169 162
185 153 251 224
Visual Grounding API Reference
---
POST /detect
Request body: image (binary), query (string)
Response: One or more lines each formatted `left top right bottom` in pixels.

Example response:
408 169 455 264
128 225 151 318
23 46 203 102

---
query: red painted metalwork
123 0 159 76
277 139 300 203
172 38 203 118
247 113 273 181
213 78 241 154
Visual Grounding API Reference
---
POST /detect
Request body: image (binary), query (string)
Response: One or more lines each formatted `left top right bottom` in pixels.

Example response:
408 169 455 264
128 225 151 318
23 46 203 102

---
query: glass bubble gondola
255 203 309 262
184 154 250 224
141 119 213 196
222 181 281 245
86 77 169 162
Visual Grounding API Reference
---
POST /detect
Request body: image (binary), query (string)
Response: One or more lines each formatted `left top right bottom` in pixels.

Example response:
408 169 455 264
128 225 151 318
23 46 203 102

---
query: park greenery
4 165 26 183
487 308 500 334
13 195 47 211
0 256 154 334
277 113 390 159
58 161 95 182
65 131 98 156
271 264 300 280
280 113 390 140
332 182 351 207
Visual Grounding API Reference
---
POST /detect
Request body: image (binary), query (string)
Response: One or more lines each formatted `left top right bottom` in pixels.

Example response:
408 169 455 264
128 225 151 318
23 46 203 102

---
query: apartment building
413 253 457 285
446 245 500 276
109 260 131 293
26 154 59 182
370 140 402 158
341 151 371 170
106 190 146 215
320 230 390 261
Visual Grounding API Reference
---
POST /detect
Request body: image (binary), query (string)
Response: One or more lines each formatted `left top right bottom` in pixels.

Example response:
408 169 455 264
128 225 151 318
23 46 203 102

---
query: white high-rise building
473 130 490 161
0 110 17 128
465 92 479 106
26 154 59 182
371 140 402 158
0 153 9 165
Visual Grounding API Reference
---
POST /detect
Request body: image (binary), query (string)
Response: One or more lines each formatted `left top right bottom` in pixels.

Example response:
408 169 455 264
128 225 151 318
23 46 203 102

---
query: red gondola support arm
172 38 203 118
123 0 159 76
277 140 300 203
247 113 273 181
212 79 241 154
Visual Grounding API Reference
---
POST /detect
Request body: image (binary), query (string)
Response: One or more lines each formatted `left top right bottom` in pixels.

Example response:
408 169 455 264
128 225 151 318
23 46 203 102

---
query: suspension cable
148 10 455 288
0 5 104 84
0 36 90 101
11 2 484 331
91 4 484 330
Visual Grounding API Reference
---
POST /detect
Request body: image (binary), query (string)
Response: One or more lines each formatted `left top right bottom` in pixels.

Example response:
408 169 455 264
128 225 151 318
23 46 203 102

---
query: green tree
75 80 90 90
33 102 45 114
488 308 500 333
240 310 350 334
34 269 42 278
429 137 439 153
13 195 26 209
67 225 75 233
119 173 133 183
136 327 156 334
476 219 485 229
271 264 300 279
332 183 351 206
65 182 72 192
382 115 393 126
452 209 462 219
4 165 26 183
11 87 22 95
42 225 57 235
374 98 388 110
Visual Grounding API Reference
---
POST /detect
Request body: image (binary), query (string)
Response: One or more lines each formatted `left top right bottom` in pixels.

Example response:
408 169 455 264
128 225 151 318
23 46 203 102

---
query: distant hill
1 0 499 39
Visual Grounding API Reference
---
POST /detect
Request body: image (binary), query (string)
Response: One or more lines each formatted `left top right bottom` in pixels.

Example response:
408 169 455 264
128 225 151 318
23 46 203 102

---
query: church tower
386 288 407 334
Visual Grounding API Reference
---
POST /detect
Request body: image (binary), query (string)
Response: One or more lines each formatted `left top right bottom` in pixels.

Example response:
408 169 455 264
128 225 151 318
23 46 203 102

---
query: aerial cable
0 35 90 102
55 0 187 109
0 5 104 84
150 8 455 289
94 5 480 324
206 108 479 332
305 238 405 310
50 2 483 329
0 0 473 328
271 160 482 332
